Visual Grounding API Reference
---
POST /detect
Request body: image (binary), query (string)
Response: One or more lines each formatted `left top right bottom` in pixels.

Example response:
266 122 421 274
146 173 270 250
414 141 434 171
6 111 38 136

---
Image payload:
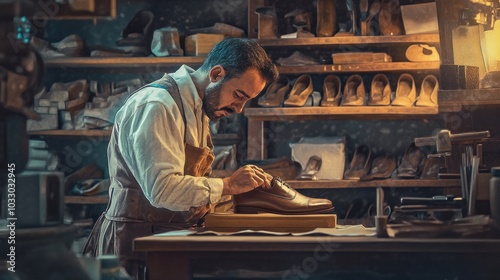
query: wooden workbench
134 233 500 280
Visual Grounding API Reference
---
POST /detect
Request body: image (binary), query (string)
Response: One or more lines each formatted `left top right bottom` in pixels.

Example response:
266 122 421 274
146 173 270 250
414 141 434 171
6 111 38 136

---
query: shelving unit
258 34 441 47
288 179 460 189
277 62 440 74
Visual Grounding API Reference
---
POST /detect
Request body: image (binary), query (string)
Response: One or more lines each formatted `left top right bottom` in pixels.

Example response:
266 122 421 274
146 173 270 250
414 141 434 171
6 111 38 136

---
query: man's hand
222 165 273 196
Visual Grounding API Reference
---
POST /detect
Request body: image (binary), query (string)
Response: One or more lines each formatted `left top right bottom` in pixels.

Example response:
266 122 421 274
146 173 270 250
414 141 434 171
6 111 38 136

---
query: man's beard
203 80 233 121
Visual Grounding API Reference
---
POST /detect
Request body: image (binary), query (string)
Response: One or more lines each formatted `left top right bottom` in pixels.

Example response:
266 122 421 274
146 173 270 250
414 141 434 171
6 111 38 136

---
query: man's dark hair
200 37 278 83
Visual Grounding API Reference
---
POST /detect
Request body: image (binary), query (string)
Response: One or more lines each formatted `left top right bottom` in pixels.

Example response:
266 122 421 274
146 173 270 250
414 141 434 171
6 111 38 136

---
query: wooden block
204 213 337 233
332 52 392 64
185 33 224 56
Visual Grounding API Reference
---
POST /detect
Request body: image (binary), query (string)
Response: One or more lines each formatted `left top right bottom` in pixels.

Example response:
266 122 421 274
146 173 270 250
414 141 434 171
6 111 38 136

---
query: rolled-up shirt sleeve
118 101 224 211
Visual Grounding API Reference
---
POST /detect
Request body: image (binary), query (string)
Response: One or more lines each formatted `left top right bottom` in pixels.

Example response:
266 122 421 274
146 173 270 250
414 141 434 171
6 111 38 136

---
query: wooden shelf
44 56 205 68
258 34 440 47
288 179 461 189
65 195 108 204
277 62 440 74
244 106 439 121
438 88 500 112
28 130 111 138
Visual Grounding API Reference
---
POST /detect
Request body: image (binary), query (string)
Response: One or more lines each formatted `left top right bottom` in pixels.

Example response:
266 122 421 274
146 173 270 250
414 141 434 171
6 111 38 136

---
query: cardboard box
290 137 346 180
184 33 224 56
400 2 439 34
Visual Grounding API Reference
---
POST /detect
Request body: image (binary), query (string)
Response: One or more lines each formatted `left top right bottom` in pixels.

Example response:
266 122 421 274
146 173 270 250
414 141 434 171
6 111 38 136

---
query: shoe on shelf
344 145 372 180
321 75 342 106
233 177 334 215
116 10 155 47
397 142 426 179
360 155 396 181
415 75 439 107
298 155 322 180
283 74 313 107
420 156 444 179
392 73 416 107
341 74 365 106
368 73 391 106
257 76 290 107
247 157 301 180
406 44 440 62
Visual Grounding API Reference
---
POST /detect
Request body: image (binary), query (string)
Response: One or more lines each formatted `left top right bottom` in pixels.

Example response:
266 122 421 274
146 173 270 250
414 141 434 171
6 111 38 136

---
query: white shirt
108 65 224 211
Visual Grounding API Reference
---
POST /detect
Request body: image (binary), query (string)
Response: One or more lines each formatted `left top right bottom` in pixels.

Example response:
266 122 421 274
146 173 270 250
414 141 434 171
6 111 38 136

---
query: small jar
490 167 500 225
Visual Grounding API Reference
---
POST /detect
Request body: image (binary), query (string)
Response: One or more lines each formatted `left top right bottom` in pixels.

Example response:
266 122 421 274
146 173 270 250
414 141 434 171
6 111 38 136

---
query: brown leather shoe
233 177 334 215
283 74 314 107
321 75 341 106
341 74 365 106
258 76 290 107
368 73 391 106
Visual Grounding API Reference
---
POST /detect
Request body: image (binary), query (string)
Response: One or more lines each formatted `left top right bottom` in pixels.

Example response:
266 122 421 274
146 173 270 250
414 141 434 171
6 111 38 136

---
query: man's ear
209 65 226 82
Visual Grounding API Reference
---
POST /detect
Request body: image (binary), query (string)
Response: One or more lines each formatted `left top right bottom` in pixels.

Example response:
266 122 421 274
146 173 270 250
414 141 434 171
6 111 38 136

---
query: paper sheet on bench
154 225 376 237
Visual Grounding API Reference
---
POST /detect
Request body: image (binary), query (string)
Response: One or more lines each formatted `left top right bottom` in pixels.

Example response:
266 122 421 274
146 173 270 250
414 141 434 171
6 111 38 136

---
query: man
83 37 279 278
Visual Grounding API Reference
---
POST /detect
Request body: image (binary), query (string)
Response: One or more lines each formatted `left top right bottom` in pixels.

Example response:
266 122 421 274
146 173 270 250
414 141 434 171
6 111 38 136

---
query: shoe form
277 51 319 66
392 73 416 106
397 142 426 179
341 74 365 106
51 34 85 57
406 44 440 62
257 76 290 107
189 22 245 37
151 27 183 57
116 10 154 47
420 157 443 179
368 73 391 106
321 75 342 106
316 0 336 37
283 74 314 107
344 145 372 180
360 155 396 181
416 75 439 107
233 177 334 214
284 9 312 33
378 0 404 36
298 155 322 180
255 6 278 39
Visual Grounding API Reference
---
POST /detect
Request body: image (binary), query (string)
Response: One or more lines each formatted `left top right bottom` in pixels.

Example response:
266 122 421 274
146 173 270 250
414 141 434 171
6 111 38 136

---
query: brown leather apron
83 74 215 279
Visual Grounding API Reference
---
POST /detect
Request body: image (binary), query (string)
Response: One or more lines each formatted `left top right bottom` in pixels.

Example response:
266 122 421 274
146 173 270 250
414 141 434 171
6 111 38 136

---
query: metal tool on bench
414 129 490 176
415 129 491 154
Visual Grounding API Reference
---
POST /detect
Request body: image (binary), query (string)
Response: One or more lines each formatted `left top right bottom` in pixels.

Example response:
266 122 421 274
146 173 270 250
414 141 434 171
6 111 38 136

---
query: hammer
414 129 490 152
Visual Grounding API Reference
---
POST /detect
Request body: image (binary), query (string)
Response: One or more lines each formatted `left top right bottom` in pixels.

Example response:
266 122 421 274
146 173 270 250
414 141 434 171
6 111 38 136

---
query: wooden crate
185 33 224 56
